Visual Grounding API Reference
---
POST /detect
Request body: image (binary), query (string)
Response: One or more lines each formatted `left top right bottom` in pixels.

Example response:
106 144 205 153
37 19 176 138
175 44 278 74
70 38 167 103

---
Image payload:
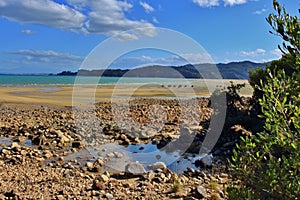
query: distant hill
57 61 266 79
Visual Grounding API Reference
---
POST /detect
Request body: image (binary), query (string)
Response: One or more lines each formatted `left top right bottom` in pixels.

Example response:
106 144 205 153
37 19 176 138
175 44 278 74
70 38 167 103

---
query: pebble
100 174 109 182
0 99 233 199
105 193 114 199
92 180 106 190
200 154 213 166
86 162 94 170
11 142 20 149
196 185 208 198
148 162 167 171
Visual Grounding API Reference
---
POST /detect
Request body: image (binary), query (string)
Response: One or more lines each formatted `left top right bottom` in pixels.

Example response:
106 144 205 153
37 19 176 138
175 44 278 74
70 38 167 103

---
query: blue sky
0 0 298 73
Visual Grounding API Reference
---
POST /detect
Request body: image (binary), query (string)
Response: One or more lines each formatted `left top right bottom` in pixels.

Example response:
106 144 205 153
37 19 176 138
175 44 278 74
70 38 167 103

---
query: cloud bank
0 0 155 38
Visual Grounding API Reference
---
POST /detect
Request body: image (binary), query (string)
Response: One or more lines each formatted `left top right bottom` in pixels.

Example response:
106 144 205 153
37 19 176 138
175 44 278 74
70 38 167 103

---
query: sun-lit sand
0 79 252 107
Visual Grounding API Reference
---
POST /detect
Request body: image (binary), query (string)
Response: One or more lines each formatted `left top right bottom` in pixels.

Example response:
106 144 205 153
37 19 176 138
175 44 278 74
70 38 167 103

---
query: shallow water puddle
0 137 33 150
0 138 13 150
64 141 211 174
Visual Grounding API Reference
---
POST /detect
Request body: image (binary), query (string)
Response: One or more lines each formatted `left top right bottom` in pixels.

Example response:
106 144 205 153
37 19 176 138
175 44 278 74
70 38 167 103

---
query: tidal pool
64 141 212 174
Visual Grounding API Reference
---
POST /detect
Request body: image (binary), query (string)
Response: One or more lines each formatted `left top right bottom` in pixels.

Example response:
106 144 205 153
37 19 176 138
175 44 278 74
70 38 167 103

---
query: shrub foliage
228 0 300 199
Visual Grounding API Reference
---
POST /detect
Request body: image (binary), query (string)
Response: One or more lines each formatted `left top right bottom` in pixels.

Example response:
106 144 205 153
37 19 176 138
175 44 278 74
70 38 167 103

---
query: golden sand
0 79 252 107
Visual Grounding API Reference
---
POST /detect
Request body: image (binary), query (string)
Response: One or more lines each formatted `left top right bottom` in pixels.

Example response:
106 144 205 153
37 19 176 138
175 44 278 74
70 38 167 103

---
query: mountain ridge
57 61 267 79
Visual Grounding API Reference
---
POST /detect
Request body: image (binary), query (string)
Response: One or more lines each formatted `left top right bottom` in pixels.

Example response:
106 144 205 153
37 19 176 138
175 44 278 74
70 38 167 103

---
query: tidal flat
0 80 250 199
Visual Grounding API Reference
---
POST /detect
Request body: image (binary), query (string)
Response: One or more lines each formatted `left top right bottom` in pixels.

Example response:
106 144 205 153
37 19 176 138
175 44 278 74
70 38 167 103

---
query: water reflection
64 141 211 174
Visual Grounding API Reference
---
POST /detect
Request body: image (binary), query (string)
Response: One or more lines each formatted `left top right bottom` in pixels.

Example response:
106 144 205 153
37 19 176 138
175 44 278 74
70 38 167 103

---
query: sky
0 0 299 74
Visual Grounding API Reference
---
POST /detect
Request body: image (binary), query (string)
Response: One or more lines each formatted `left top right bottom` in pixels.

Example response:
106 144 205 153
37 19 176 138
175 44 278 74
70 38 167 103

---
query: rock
198 154 213 167
196 185 207 198
55 130 71 144
44 152 53 159
97 158 105 166
148 162 167 171
180 127 192 135
92 180 106 190
32 134 45 146
103 171 110 178
114 152 123 158
213 149 222 156
105 193 114 199
107 153 114 158
147 171 156 181
100 174 109 182
187 167 195 174
11 142 20 150
219 190 225 198
222 141 236 148
125 161 146 175
72 141 83 148
190 125 203 131
1 149 9 155
20 150 27 156
86 162 94 170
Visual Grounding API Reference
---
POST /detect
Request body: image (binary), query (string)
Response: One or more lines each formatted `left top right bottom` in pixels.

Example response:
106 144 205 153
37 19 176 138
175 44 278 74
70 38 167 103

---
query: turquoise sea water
0 75 194 85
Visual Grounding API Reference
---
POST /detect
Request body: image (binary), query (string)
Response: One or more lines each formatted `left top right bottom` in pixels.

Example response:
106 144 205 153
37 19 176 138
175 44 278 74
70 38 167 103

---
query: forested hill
57 61 266 79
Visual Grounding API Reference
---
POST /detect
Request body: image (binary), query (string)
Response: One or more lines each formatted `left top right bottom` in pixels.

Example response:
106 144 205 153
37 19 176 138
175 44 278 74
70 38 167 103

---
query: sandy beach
0 79 251 107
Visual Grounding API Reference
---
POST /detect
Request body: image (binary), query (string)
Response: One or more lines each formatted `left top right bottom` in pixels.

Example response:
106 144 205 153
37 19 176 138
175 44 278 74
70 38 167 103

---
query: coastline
0 79 252 107
0 80 250 199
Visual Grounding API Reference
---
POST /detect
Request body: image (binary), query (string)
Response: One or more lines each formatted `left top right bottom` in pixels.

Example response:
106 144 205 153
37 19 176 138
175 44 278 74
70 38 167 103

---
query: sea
0 75 197 86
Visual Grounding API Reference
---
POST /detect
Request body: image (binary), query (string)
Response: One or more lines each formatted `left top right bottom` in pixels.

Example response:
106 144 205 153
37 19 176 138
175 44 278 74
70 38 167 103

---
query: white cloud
21 29 36 35
139 1 155 13
176 53 213 64
225 48 283 63
152 17 159 24
2 49 84 73
0 0 156 38
223 0 247 6
110 53 213 69
271 49 282 57
114 32 139 41
239 48 266 57
8 49 84 63
193 0 220 7
253 8 267 15
0 0 86 32
77 0 156 37
193 0 247 7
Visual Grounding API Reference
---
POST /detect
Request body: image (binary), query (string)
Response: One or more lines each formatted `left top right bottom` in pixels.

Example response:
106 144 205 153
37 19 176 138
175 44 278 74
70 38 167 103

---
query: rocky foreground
0 98 235 199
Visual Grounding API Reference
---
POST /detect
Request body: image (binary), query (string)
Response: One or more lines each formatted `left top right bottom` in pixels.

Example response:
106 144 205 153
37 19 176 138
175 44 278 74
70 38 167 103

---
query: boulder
125 161 146 175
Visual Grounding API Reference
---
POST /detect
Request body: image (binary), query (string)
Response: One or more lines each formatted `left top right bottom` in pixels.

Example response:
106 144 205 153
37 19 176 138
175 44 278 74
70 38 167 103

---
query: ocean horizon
0 74 200 86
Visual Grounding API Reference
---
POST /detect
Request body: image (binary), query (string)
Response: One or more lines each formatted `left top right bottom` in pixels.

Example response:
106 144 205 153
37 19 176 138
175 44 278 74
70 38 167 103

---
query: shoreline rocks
0 98 232 199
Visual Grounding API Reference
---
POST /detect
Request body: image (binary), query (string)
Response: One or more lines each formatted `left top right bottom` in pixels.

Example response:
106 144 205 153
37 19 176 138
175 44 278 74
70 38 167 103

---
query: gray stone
180 127 192 135
125 161 146 175
222 141 236 148
147 162 167 171
106 193 114 199
200 154 213 166
196 185 207 198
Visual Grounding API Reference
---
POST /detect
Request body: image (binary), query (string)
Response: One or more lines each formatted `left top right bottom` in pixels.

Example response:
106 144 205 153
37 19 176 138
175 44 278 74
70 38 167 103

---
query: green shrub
228 1 300 199
229 68 300 199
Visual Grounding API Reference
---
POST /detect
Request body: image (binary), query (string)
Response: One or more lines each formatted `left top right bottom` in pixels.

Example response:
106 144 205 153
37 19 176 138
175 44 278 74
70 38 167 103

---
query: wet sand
0 79 252 107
